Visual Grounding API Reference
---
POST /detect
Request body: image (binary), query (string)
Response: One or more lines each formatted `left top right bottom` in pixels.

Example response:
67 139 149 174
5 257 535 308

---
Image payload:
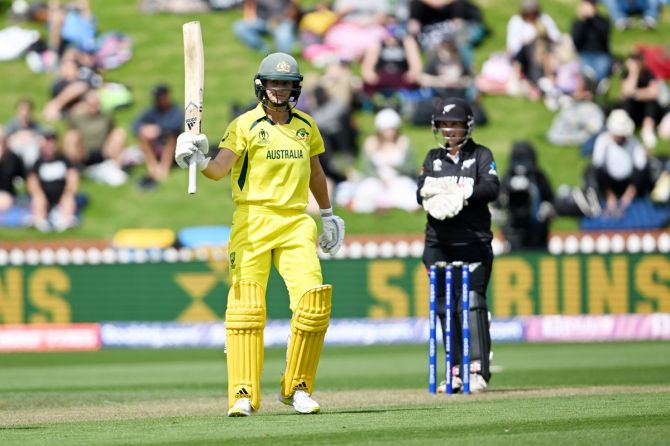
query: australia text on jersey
266 149 305 160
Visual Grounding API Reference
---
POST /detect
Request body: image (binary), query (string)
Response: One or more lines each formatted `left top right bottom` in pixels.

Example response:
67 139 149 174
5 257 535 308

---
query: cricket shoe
437 375 462 394
468 373 488 393
279 390 321 414
227 398 253 417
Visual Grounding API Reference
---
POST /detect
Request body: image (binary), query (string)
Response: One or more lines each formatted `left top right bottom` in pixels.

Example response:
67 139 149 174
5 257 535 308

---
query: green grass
1 342 669 445
1 1 669 241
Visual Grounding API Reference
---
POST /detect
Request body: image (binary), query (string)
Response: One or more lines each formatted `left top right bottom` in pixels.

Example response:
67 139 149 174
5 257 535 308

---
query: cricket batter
417 98 499 393
175 53 345 416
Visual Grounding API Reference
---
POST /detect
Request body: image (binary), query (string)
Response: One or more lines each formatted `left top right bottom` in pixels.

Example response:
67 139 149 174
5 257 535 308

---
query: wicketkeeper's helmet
254 52 303 107
431 97 475 149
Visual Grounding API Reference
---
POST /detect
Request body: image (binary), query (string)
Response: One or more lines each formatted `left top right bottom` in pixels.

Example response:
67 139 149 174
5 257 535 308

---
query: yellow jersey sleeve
308 116 325 158
219 117 246 156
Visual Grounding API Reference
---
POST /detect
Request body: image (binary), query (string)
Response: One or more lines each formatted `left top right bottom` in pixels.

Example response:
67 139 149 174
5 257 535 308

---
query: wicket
428 261 470 395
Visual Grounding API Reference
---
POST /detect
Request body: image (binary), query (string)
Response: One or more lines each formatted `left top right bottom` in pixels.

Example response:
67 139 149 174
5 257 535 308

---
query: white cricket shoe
279 390 320 414
469 373 488 393
437 376 463 394
227 398 253 417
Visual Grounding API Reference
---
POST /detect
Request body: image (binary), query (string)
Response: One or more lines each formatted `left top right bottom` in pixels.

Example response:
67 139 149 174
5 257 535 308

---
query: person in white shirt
592 109 648 216
506 0 561 98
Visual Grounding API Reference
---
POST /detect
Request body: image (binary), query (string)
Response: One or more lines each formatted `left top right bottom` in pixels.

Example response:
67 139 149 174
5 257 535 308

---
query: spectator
0 129 26 212
63 90 128 185
408 0 486 68
48 0 97 54
300 59 360 186
601 0 661 30
303 0 389 65
506 0 561 99
27 130 80 232
659 107 670 142
360 19 422 97
317 57 362 109
541 35 592 110
303 84 355 184
337 108 419 213
43 48 103 121
620 50 664 149
497 141 554 250
233 0 300 54
4 98 44 169
132 84 183 188
298 2 340 47
420 36 473 100
593 109 649 216
571 0 612 89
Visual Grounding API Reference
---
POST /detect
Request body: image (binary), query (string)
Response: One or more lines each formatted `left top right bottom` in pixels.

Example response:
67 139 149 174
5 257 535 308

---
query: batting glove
175 132 210 170
319 208 345 255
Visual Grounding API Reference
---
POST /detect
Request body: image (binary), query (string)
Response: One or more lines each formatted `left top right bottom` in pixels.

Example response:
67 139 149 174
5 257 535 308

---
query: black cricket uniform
0 151 25 196
417 138 499 382
31 155 71 207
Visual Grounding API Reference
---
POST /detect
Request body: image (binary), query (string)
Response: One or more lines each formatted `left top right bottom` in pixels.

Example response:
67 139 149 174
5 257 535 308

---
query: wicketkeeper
175 52 345 416
417 97 499 392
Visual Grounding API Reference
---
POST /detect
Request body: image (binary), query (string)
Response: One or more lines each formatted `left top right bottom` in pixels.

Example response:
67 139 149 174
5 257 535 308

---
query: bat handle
188 157 197 194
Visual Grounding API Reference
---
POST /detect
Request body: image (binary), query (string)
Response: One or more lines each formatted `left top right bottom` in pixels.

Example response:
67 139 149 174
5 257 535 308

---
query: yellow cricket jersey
218 103 325 211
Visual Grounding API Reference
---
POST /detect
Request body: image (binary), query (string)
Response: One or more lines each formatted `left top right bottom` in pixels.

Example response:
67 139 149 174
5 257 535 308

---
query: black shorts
83 149 105 166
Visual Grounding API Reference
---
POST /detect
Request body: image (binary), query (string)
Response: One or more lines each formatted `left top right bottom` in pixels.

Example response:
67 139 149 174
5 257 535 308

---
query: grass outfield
1 342 669 445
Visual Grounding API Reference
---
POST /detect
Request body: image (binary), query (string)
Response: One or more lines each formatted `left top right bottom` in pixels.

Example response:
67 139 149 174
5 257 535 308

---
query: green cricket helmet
254 52 303 107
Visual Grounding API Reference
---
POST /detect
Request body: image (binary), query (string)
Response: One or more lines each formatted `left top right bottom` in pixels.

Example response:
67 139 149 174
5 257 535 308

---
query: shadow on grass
272 405 440 417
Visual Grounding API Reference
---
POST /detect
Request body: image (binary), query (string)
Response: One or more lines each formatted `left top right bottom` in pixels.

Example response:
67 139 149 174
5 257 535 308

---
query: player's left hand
319 208 345 255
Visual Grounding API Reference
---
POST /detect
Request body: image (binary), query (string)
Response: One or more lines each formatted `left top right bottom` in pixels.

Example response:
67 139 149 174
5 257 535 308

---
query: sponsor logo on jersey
488 161 497 176
432 159 443 171
258 128 270 145
221 131 230 143
462 159 475 170
266 149 304 160
444 176 475 187
295 128 309 141
230 252 236 269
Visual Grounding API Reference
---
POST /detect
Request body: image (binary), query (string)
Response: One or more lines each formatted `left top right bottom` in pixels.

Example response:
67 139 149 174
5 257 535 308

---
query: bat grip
188 157 197 194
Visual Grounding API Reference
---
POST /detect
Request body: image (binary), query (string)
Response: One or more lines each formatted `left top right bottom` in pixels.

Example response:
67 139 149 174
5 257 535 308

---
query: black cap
432 97 473 123
152 84 170 98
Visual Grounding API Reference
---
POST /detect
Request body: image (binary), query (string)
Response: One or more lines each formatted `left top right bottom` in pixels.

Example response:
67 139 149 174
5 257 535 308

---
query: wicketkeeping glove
420 176 451 199
319 208 345 255
422 186 465 220
175 132 210 170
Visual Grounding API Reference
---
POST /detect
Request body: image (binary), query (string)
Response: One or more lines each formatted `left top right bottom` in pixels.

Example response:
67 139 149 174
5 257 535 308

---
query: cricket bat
183 21 204 195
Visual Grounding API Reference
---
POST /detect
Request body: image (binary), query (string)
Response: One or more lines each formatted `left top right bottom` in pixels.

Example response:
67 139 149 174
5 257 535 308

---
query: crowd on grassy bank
1 0 669 248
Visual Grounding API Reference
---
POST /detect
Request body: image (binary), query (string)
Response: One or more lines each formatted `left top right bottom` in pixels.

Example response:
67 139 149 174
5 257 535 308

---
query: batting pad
281 285 332 398
225 280 266 410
